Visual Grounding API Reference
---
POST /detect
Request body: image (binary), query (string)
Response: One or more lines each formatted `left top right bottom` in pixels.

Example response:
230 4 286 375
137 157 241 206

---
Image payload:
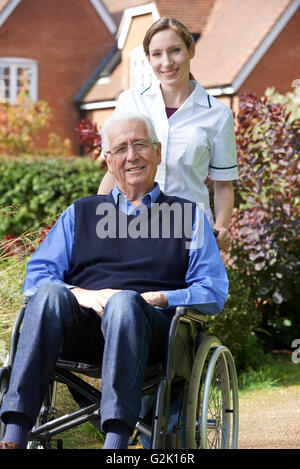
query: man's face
105 120 161 196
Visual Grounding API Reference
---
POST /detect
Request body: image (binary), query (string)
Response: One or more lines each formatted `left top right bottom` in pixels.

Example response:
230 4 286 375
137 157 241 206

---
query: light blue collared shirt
22 184 228 315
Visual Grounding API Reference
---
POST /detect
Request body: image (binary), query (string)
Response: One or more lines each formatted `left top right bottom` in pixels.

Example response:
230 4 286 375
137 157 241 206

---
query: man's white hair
100 113 158 154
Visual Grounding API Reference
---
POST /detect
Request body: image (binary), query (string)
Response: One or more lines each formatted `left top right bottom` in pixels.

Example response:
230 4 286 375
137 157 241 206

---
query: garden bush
0 156 105 239
207 267 264 371
0 81 70 156
230 87 300 351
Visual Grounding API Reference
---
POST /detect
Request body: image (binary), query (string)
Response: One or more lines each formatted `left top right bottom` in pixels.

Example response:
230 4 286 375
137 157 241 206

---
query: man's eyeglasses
106 139 158 158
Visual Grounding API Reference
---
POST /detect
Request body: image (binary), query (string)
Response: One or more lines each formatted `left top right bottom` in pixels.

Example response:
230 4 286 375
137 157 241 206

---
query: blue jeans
0 283 172 432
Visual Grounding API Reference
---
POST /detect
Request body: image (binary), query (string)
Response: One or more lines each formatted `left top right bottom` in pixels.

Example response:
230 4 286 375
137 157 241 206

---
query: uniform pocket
184 127 210 167
170 135 188 160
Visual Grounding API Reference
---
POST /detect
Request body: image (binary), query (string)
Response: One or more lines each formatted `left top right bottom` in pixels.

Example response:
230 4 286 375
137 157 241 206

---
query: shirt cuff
209 166 239 181
160 289 186 308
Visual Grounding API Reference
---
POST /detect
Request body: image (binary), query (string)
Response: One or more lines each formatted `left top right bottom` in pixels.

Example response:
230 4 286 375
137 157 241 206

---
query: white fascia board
89 0 117 35
0 0 21 27
205 86 235 96
117 2 160 50
232 0 300 91
80 100 116 110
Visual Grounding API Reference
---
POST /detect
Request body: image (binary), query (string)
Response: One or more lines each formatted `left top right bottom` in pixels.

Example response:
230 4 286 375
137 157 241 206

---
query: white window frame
129 46 156 90
0 58 38 104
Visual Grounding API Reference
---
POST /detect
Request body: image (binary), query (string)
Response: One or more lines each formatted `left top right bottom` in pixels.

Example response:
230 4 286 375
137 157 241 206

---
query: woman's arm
98 171 115 194
213 180 234 251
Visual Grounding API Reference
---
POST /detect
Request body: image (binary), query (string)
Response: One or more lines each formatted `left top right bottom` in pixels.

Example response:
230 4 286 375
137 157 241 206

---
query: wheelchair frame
0 298 239 449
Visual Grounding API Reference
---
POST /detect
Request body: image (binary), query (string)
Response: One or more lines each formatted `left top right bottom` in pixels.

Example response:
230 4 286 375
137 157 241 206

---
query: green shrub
207 267 263 371
230 87 300 351
0 83 71 156
0 156 105 238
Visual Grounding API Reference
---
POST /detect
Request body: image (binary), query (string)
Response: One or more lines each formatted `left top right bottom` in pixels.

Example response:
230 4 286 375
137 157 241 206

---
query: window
129 46 156 90
0 58 38 104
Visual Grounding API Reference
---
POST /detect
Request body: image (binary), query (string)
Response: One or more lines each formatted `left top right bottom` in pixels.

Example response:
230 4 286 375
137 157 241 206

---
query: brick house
0 0 116 152
1 0 299 152
77 0 300 130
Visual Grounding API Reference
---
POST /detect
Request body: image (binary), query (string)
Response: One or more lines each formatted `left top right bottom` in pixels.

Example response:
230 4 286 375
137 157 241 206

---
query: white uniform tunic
114 80 238 224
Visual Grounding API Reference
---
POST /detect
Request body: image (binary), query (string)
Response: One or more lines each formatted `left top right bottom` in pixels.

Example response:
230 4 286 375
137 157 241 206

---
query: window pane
0 60 37 103
130 47 155 90
0 67 10 101
0 66 9 79
16 66 34 96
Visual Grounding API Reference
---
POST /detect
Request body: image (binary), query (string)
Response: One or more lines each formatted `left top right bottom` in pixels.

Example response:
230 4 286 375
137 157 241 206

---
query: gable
0 0 20 27
0 0 117 34
192 0 298 92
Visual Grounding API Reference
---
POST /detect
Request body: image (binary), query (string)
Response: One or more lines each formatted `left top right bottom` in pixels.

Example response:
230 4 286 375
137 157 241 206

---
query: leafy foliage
0 156 105 239
207 268 263 370
75 119 101 154
230 87 300 349
0 83 71 156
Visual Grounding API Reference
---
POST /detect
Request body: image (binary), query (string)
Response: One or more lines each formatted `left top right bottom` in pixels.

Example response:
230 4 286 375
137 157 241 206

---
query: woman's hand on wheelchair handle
213 226 232 252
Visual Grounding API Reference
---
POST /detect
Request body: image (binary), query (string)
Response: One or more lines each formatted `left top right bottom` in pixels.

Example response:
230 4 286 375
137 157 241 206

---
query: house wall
88 13 154 128
0 0 114 153
239 9 300 98
86 107 114 129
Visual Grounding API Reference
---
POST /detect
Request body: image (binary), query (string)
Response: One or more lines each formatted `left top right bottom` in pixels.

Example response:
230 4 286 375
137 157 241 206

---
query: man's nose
126 144 139 161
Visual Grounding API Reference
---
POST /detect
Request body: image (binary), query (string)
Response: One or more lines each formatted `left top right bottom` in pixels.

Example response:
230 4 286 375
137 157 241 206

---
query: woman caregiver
98 17 238 251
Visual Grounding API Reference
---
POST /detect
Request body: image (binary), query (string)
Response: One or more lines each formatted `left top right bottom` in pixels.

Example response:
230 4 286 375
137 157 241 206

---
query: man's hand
141 291 168 308
71 287 121 317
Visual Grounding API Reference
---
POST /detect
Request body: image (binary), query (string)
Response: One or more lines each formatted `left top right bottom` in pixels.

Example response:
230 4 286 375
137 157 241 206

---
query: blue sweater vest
64 192 195 294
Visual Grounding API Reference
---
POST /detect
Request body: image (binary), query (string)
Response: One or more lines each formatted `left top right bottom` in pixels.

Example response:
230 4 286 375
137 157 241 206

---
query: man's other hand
71 288 121 317
141 291 168 307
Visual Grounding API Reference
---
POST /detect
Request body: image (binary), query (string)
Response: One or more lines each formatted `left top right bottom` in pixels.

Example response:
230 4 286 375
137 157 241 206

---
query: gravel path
238 385 300 449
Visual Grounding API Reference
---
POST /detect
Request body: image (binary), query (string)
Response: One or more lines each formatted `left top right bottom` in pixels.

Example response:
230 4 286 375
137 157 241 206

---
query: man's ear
156 142 162 165
104 154 114 174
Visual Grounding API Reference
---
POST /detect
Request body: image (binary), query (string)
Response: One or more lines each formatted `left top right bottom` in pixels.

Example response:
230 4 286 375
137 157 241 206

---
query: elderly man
0 113 228 449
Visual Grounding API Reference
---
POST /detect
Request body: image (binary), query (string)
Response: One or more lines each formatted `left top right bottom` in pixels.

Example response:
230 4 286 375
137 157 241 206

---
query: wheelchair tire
0 365 11 440
185 336 239 449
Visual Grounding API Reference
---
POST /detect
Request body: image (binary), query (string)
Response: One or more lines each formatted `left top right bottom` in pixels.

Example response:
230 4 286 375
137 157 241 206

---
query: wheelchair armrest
175 306 208 324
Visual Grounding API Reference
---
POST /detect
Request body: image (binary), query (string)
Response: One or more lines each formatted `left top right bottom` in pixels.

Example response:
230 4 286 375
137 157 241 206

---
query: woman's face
147 28 195 88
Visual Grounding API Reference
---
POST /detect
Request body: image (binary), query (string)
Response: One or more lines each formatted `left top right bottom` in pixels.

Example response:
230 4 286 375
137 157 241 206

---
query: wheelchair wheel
186 336 239 449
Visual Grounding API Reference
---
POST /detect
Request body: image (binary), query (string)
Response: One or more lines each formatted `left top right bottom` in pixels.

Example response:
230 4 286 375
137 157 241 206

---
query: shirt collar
192 81 212 108
142 80 212 108
112 182 161 214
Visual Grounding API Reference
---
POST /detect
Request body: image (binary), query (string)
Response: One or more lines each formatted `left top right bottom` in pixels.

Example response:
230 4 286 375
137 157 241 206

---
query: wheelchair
0 297 239 449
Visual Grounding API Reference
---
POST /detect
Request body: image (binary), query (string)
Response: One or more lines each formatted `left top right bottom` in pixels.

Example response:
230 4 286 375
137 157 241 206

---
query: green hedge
207 268 264 371
0 156 105 239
